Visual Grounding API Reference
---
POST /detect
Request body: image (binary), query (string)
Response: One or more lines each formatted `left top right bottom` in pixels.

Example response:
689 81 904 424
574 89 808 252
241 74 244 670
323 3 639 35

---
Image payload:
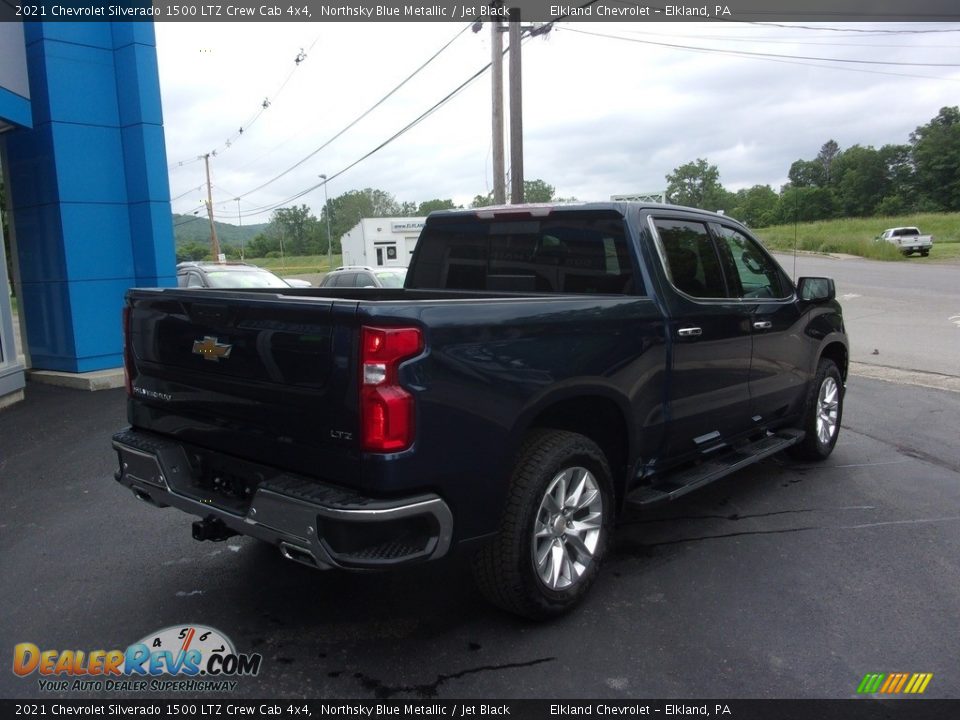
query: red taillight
122 305 134 397
360 326 423 452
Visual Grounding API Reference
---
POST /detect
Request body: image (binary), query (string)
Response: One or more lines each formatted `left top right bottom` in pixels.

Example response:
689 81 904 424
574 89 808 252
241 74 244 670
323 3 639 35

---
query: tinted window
204 269 289 289
653 219 727 299
713 225 788 299
408 211 641 295
335 272 358 287
375 270 407 288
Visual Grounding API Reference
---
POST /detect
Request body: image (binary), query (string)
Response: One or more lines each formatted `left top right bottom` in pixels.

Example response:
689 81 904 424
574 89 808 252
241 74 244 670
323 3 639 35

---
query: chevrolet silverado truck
877 226 933 256
112 202 848 619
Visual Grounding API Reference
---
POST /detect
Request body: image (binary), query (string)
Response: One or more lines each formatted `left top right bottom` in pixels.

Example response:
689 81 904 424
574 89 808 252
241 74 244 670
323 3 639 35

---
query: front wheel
789 358 844 461
472 429 614 619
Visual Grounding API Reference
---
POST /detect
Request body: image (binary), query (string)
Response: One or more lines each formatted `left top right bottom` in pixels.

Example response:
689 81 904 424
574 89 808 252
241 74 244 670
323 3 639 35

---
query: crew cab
112 203 848 618
877 227 933 256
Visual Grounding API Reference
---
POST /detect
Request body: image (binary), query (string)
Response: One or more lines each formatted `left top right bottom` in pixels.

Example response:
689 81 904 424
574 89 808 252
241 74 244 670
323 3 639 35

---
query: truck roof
425 201 736 223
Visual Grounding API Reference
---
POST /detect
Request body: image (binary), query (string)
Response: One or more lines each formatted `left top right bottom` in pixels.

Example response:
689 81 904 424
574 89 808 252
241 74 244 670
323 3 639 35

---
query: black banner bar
3 0 960 23
2 699 959 720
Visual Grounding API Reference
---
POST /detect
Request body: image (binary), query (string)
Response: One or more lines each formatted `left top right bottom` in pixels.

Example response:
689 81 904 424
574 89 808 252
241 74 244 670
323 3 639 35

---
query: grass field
245 254 343 275
755 212 960 262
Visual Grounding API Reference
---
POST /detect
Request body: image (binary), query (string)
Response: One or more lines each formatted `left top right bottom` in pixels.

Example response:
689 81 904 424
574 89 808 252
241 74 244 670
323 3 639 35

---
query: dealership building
0 21 175 408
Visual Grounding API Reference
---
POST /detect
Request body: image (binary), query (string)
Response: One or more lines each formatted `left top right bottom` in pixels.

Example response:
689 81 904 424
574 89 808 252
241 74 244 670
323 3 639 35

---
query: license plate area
174 449 275 515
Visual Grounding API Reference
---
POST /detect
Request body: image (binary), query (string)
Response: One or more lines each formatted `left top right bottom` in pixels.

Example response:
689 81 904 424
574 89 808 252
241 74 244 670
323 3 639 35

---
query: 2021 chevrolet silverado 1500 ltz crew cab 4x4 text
113 203 848 619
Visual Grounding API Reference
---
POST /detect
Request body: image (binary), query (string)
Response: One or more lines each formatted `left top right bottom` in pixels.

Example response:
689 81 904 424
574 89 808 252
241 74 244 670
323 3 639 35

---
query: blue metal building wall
5 22 175 373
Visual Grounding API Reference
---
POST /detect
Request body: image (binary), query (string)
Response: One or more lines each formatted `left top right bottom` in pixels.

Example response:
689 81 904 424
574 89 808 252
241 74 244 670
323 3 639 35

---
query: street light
319 174 333 271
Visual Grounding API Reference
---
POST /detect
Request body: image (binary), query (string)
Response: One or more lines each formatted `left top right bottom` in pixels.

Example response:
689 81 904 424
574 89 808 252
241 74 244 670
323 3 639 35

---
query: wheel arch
512 386 633 508
820 340 849 382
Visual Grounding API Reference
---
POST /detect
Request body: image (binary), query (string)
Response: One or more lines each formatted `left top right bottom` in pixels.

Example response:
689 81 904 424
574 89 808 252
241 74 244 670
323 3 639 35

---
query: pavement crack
616 525 819 556
349 657 555 699
618 506 873 527
843 425 960 474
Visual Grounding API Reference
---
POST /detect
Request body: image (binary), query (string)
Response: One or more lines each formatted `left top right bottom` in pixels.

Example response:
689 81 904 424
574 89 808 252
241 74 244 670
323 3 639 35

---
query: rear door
648 214 755 461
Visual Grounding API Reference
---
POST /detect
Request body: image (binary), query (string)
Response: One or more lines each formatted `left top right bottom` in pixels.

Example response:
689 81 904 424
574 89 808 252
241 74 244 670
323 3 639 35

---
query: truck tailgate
125 289 362 486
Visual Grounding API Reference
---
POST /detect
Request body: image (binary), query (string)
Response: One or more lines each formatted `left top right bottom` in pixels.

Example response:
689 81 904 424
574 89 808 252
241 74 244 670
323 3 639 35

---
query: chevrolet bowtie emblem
192 336 233 362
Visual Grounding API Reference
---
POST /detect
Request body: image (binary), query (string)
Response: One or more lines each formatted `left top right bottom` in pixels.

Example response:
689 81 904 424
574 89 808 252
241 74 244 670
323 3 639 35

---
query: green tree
730 185 779 227
470 179 560 208
269 205 319 256
816 139 841 184
523 179 556 203
829 145 889 217
325 188 401 251
417 198 458 214
788 159 826 188
665 159 733 211
773 186 838 224
470 191 494 208
245 232 277 258
175 241 211 262
910 106 960 211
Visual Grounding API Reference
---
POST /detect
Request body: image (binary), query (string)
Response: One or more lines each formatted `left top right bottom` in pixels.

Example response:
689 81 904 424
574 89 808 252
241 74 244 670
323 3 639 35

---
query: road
1 377 958 700
773 252 960 378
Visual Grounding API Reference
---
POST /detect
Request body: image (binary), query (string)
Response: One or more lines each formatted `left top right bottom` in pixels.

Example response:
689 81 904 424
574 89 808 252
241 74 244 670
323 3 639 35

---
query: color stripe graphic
857 672 933 694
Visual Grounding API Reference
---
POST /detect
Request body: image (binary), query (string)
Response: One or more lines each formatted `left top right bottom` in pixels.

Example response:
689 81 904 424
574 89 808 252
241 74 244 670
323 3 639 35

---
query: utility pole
234 198 243 260
508 8 524 204
319 174 333 271
203 153 222 261
491 8 506 205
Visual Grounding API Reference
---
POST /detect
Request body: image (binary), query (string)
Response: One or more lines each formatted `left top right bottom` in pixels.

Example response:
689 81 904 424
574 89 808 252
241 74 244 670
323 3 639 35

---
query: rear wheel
472 429 614 619
920 249 930 257
789 358 844 461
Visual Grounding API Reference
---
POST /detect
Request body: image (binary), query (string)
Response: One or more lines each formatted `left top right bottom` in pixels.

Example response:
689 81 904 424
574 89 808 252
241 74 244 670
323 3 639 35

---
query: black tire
920 249 930 257
472 429 614 620
789 358 844 461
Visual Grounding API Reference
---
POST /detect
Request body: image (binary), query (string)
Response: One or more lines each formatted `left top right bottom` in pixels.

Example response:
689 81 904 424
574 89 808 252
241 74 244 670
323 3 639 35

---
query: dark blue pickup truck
112 202 848 618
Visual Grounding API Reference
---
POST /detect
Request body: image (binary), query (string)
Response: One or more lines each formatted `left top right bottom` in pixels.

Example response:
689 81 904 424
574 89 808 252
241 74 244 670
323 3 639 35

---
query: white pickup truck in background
877 227 934 256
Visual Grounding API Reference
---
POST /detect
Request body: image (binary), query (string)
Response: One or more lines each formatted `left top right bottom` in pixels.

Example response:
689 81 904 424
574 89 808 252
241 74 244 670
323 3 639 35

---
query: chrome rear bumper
112 428 453 570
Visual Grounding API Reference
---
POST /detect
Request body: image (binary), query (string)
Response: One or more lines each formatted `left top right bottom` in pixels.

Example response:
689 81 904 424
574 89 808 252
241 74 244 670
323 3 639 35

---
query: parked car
117 203 847 618
319 266 408 288
176 262 308 289
876 227 933 256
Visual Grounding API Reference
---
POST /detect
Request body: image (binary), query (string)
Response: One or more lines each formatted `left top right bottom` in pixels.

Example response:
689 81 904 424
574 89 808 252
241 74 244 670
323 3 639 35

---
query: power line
615 27 960 49
561 26 960 68
234 36 529 221
167 34 321 170
233 22 474 201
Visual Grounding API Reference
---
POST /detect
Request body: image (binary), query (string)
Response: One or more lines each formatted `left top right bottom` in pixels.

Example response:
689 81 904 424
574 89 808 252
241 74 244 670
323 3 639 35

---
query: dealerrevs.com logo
13 625 262 693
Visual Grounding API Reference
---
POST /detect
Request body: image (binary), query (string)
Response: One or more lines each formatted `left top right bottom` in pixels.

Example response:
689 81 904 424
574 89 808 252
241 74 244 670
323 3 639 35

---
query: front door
711 223 808 425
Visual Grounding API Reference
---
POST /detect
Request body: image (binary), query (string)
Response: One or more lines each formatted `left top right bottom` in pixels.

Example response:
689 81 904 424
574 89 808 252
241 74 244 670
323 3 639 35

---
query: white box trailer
340 217 426 268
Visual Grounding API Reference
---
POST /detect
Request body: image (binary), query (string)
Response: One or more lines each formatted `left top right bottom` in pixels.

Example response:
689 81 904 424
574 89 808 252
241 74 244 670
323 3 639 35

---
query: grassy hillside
755 212 960 261
173 214 268 248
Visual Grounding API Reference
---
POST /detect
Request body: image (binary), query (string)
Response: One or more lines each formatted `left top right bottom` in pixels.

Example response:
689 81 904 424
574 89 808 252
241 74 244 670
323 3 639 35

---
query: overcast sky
155 21 960 224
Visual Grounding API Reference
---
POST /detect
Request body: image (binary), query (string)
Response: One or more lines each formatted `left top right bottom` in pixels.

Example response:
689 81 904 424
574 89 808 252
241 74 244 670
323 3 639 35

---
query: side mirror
797 277 835 302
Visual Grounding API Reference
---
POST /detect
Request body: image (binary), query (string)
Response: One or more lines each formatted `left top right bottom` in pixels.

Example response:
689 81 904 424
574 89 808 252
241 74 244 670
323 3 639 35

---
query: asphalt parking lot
1 374 958 701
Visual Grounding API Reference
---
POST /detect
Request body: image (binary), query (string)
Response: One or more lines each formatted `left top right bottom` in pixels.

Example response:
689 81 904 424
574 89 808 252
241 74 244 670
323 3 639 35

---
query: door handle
753 321 772 330
678 327 702 338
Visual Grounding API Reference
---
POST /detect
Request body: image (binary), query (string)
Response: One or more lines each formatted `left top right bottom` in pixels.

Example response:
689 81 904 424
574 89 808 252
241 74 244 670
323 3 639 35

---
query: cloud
156 21 960 220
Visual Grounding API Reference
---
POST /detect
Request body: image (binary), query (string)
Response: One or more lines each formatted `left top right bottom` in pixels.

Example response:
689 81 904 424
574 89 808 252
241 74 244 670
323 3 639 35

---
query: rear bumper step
112 428 453 570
